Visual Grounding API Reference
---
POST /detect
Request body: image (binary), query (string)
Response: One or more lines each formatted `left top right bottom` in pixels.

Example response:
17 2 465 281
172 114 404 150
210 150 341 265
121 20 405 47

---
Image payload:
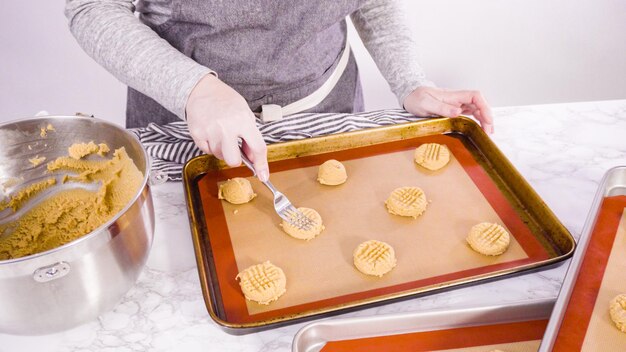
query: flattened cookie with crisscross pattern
236 261 286 305
466 222 511 256
610 294 626 332
280 207 325 240
385 186 428 218
414 143 451 171
353 240 397 277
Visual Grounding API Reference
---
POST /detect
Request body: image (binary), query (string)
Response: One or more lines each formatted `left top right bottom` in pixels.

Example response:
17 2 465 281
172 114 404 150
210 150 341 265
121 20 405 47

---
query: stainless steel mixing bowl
0 115 154 334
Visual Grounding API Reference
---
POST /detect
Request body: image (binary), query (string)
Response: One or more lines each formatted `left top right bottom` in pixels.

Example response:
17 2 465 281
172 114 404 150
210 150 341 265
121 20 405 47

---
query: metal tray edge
538 166 626 351
292 297 555 352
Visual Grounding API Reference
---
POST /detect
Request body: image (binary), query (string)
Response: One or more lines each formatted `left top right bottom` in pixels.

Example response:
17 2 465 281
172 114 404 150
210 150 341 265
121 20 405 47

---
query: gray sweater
65 0 433 120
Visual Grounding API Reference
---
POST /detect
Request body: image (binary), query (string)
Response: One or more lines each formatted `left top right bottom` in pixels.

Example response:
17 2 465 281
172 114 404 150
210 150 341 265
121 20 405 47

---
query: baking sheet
198 135 548 323
292 298 553 352
320 321 544 352
540 166 626 351
184 117 574 331
551 196 626 351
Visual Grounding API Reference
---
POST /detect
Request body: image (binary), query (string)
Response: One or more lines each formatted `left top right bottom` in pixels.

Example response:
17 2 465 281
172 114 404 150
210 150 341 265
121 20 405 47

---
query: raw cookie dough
236 261 286 305
39 123 55 138
280 207 324 240
414 143 451 171
28 155 46 167
68 141 110 159
385 186 428 218
218 177 256 204
353 240 397 277
610 293 626 332
0 145 143 260
317 159 347 185
466 222 511 256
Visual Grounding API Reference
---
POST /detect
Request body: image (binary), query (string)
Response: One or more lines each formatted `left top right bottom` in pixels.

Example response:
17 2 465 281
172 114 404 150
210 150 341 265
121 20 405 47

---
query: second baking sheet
197 134 550 323
552 195 626 351
319 319 546 352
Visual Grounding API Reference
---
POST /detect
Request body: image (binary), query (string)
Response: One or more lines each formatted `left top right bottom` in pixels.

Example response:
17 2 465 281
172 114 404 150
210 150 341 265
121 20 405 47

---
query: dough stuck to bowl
68 141 110 160
0 145 144 260
236 261 287 305
218 177 257 204
317 159 347 185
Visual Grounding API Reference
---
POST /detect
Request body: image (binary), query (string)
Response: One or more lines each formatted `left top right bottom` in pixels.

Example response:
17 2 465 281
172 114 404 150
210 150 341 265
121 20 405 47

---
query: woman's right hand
185 74 269 182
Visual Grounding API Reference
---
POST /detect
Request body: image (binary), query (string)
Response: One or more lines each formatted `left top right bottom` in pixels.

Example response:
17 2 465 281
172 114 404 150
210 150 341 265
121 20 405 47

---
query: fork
239 151 315 230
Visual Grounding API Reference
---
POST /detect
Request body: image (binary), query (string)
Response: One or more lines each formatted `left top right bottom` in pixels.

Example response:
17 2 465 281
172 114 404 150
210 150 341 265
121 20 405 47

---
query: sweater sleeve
65 0 215 120
350 0 435 106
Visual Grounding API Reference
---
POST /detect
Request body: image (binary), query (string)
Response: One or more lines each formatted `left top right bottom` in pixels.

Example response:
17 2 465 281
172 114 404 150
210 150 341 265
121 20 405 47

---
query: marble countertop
1 100 625 351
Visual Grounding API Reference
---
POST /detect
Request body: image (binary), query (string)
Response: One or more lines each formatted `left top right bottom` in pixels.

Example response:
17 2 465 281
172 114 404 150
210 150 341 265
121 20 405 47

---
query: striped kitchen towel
130 109 429 181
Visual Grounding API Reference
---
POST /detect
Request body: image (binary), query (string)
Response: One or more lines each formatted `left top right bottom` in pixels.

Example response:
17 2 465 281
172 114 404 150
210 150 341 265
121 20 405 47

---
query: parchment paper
219 146 530 315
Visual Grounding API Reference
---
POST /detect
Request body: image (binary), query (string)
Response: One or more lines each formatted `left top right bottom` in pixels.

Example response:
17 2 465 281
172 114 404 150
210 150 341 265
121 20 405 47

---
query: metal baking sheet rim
292 297 555 352
182 116 575 334
539 166 626 351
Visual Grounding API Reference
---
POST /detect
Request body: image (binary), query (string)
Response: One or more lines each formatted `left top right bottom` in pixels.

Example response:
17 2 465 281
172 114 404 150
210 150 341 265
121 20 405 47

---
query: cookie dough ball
280 207 325 240
414 143 451 171
610 294 626 332
353 240 397 277
236 261 286 305
385 186 428 218
218 178 256 204
466 222 511 256
317 159 347 185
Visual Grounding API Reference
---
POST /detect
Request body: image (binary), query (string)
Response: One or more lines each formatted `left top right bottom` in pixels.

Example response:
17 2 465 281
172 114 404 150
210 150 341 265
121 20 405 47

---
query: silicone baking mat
196 134 550 324
553 195 626 351
320 319 547 352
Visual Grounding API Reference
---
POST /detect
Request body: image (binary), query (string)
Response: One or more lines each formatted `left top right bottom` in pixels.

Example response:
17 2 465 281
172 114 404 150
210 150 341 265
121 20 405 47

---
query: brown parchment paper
219 147 530 316
581 209 626 351
435 340 541 352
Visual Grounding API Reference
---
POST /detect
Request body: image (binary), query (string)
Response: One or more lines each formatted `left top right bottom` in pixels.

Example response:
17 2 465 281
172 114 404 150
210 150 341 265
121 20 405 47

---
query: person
65 0 493 182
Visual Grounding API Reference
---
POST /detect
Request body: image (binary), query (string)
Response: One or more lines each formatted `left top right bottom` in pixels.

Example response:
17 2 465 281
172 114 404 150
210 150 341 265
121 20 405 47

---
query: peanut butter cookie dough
0 145 143 260
39 123 55 138
317 159 347 185
68 141 110 159
414 143 450 171
28 155 46 167
236 261 286 305
218 177 256 204
385 186 428 218
353 240 397 277
280 207 325 240
466 222 511 256
610 294 626 332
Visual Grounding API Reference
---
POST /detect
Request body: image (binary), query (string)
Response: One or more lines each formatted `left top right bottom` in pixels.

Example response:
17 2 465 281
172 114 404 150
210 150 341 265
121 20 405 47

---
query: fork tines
284 207 316 231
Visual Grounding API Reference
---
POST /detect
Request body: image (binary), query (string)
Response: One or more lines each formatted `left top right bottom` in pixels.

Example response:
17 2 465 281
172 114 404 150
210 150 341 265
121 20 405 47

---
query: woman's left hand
403 86 494 134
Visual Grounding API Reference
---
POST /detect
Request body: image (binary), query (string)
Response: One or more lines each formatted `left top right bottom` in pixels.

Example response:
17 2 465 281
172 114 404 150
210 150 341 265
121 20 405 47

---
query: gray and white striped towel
130 109 429 181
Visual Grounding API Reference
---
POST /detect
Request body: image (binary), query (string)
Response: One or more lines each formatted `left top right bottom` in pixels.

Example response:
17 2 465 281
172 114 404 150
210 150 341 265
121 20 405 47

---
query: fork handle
240 149 279 194
240 150 257 177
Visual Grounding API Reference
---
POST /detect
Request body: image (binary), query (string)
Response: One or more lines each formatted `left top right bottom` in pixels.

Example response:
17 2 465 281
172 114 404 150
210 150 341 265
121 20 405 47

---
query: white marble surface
1 100 625 351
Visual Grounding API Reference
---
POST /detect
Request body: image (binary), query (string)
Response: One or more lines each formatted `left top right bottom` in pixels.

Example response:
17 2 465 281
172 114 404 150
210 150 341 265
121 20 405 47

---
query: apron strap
259 41 352 123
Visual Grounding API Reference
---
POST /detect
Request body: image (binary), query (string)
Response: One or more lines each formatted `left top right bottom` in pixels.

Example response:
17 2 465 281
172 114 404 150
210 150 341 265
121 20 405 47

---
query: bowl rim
0 115 152 265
